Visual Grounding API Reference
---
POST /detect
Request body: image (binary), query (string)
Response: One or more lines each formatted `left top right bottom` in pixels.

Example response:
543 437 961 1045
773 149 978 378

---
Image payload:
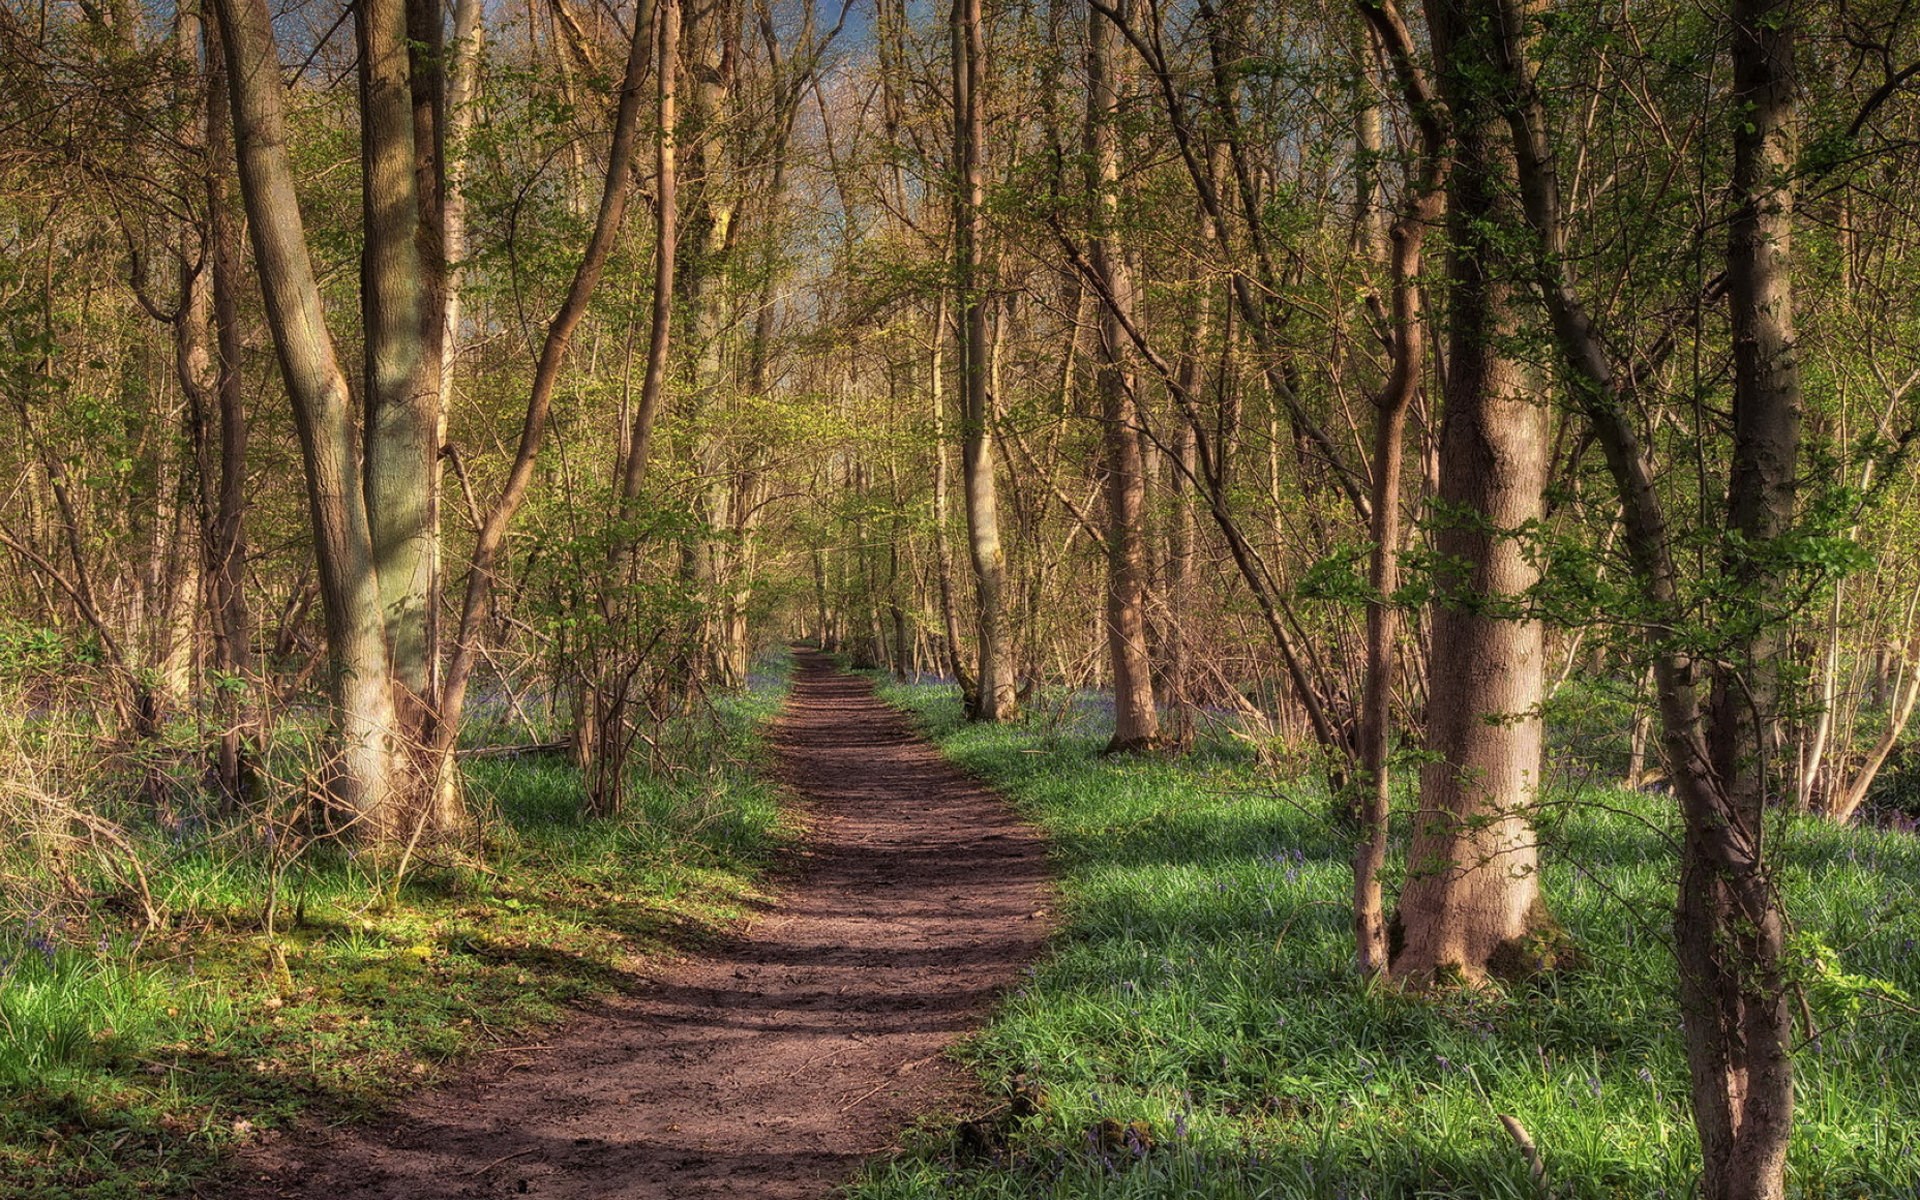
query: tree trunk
1488 0 1798 1184
1349 0 1444 978
952 0 1016 721
213 0 403 837
430 0 484 705
1394 0 1549 982
1165 402 1197 747
1087 0 1157 751
583 0 679 816
677 0 739 684
194 12 257 804
1681 0 1800 1188
358 0 438 730
620 0 679 508
930 288 974 696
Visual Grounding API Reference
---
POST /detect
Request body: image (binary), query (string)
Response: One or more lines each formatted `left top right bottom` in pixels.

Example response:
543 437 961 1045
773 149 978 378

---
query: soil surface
222 651 1052 1199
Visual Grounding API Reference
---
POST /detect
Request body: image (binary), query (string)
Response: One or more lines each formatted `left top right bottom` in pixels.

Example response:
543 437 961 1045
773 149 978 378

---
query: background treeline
4 0 1920 1195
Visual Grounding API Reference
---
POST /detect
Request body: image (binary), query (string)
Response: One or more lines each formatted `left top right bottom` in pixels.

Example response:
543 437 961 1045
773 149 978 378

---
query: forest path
225 650 1053 1199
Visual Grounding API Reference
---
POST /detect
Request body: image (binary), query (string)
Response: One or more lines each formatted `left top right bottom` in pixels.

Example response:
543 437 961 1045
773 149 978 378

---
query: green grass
0 668 794 1200
851 682 1920 1200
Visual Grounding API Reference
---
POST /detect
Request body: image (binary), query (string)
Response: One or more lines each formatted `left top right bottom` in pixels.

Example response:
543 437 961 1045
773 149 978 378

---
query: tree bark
430 0 484 704
929 288 975 696
1350 0 1446 978
1680 0 1800 1188
581 0 678 815
1083 4 1346 763
1165 373 1199 747
1393 0 1549 983
213 0 403 837
1487 0 1798 1185
952 0 1016 721
192 12 257 804
1087 0 1157 751
619 0 679 507
358 0 438 727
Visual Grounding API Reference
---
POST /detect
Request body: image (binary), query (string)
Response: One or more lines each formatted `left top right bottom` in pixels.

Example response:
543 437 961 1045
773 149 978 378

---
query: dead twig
462 1147 544 1177
1498 1113 1547 1192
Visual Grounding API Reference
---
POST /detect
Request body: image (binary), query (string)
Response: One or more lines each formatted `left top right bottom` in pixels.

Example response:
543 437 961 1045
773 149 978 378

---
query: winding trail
227 651 1052 1198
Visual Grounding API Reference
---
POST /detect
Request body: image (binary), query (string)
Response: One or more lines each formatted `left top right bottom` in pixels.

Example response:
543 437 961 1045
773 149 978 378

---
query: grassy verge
851 681 1920 1199
0 665 793 1200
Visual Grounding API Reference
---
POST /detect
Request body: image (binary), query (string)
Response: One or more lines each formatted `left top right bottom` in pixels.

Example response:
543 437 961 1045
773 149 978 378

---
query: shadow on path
221 650 1053 1199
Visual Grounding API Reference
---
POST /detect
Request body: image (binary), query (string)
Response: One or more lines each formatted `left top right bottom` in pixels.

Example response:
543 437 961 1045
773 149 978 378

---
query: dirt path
223 651 1051 1199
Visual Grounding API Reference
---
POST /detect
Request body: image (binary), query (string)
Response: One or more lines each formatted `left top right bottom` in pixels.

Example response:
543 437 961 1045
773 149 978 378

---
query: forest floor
218 650 1053 1199
6 680 785 1198
844 679 1920 1198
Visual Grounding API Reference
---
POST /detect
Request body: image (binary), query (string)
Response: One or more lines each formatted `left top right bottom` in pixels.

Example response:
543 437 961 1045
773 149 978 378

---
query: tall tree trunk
193 12 257 804
581 0 679 816
213 0 403 837
1087 0 1157 751
1488 0 1798 1185
952 0 1016 721
1072 18 1347 764
1682 0 1800 1188
887 464 910 681
929 288 974 696
619 0 679 506
1350 0 1444 977
1393 0 1549 982
677 0 739 683
1166 417 1197 744
358 0 438 733
430 0 484 706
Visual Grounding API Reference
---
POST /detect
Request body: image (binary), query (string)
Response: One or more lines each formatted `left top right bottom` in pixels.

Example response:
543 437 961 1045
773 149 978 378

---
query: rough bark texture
196 13 256 804
1349 0 1445 978
428 0 483 706
1681 0 1799 1189
214 0 401 836
581 0 678 816
1087 0 1158 752
1394 0 1548 982
675 0 739 683
1487 0 1798 1186
952 0 1016 721
1165 390 1198 748
620 0 679 508
1087 5 1344 762
929 290 975 696
357 0 437 722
